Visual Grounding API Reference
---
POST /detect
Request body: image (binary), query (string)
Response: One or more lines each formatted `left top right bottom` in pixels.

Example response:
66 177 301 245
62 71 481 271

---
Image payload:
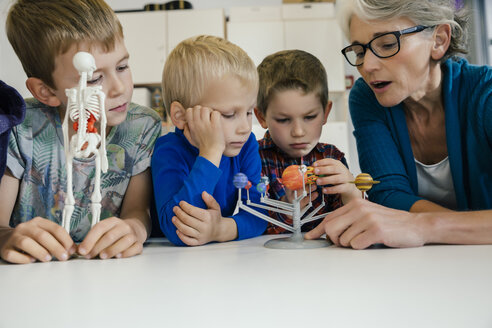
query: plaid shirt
258 131 347 234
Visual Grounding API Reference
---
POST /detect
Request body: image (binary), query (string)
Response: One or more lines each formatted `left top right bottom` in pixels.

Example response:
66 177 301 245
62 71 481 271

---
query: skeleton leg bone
90 147 102 228
62 153 75 233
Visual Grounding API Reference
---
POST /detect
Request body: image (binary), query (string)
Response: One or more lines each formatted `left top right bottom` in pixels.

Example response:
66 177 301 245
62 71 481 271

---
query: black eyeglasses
341 25 433 67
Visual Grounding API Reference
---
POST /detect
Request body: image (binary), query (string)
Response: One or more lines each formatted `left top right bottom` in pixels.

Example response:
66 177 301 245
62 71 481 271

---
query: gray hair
337 0 469 61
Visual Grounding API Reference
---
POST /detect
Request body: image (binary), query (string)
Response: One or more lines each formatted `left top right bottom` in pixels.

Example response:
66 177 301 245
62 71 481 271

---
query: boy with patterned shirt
152 35 267 246
0 0 162 264
254 50 361 234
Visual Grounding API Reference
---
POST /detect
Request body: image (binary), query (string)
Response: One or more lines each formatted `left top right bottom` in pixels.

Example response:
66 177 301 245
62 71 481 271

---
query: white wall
0 0 29 97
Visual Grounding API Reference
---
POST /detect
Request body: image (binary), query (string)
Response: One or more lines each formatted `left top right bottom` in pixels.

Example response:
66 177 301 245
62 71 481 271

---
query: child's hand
183 105 225 167
172 191 237 246
313 158 361 204
77 217 143 259
0 217 75 264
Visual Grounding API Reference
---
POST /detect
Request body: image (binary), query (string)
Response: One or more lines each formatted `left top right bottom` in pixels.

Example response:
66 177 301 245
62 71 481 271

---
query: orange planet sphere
354 173 379 192
282 165 308 190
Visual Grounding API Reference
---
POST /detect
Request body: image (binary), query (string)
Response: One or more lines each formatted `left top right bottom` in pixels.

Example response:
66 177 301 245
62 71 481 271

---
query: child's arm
312 158 361 204
152 106 228 246
153 131 267 245
217 133 268 240
0 172 75 264
221 134 268 239
173 137 270 244
152 134 226 246
77 169 152 259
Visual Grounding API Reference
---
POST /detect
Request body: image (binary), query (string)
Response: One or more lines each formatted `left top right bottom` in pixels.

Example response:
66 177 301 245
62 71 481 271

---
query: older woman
306 0 492 248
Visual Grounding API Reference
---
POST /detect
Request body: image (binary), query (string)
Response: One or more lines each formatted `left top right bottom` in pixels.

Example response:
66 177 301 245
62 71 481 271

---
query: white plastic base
264 235 332 249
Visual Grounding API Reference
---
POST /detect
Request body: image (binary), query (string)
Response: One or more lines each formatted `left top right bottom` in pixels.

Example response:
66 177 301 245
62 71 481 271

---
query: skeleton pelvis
71 133 102 158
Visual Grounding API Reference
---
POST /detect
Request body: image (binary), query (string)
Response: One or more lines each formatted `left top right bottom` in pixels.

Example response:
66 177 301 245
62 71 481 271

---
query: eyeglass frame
341 25 434 67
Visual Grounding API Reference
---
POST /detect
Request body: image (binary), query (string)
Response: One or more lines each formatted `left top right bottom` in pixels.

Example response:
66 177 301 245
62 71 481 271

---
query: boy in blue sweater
152 35 267 246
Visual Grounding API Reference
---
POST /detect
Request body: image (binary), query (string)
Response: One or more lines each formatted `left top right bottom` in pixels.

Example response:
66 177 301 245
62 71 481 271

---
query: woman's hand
305 198 426 249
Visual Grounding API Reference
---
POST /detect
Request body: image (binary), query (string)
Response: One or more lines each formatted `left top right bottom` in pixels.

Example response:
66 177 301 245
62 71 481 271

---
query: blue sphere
233 173 248 189
256 182 267 193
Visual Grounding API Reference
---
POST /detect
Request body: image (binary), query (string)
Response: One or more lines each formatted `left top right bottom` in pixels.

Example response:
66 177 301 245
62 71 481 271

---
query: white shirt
415 156 457 210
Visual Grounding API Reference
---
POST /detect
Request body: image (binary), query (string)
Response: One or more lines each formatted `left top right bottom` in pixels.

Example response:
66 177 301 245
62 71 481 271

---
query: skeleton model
62 52 108 234
234 166 379 249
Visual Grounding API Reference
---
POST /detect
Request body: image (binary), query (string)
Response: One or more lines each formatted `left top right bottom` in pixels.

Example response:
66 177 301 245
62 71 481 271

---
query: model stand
61 52 108 234
234 166 379 249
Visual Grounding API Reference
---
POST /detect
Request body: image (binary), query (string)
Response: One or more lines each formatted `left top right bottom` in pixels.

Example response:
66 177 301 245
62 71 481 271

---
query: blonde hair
6 0 123 89
161 35 258 114
256 49 328 115
337 0 469 61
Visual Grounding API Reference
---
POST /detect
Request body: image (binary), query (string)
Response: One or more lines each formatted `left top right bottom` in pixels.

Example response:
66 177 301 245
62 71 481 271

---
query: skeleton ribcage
69 92 101 125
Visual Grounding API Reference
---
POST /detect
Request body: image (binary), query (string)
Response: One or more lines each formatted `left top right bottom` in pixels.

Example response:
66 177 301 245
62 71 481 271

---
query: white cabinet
167 9 225 53
118 9 225 85
227 3 345 93
118 11 167 85
284 19 345 93
227 6 284 66
119 5 344 90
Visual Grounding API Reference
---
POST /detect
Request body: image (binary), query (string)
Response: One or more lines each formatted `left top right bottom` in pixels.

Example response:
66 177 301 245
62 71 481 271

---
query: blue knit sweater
350 58 492 211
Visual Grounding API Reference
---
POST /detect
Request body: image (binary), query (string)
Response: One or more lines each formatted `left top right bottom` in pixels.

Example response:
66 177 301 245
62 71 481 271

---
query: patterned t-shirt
7 98 162 242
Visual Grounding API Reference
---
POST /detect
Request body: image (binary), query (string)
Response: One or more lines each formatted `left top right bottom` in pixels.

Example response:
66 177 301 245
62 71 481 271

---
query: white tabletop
1 235 492 328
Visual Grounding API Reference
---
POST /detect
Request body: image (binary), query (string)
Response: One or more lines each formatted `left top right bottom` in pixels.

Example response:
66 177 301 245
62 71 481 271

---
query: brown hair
6 0 123 89
256 49 329 115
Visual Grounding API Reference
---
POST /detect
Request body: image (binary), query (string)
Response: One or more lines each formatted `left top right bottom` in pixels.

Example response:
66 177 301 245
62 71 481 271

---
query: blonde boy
254 50 361 234
152 35 267 246
0 0 162 263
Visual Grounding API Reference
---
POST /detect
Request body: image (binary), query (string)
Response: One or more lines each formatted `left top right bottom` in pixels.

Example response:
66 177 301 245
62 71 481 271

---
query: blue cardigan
151 129 267 246
350 58 492 211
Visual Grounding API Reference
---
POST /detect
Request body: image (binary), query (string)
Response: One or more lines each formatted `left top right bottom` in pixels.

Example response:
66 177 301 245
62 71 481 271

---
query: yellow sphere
305 166 317 185
354 173 379 192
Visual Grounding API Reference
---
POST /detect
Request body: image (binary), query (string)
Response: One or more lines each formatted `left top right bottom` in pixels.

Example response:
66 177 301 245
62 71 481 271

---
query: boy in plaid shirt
254 50 361 234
